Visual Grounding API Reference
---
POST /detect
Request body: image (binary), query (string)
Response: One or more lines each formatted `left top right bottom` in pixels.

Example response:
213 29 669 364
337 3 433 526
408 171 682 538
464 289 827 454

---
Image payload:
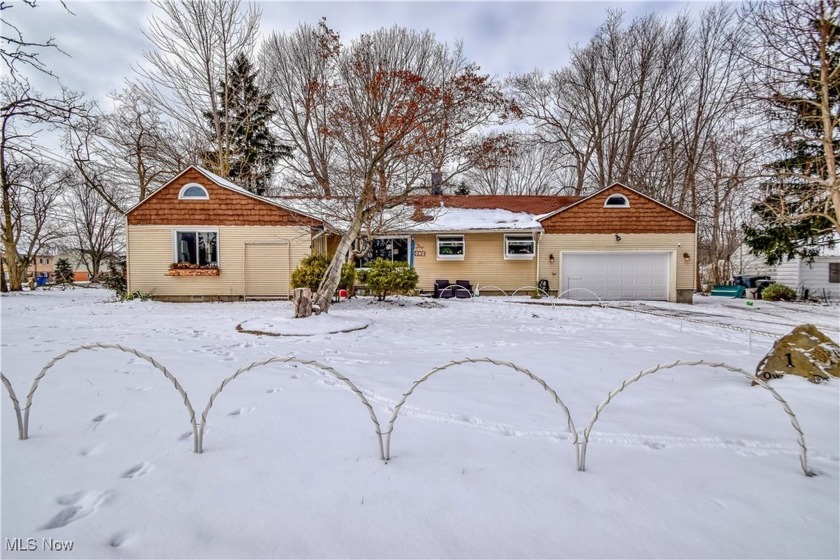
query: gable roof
538 183 696 223
125 165 322 223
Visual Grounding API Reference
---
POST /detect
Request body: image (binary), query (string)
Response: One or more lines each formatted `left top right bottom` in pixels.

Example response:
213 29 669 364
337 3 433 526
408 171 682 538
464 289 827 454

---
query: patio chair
434 279 454 299
454 279 473 298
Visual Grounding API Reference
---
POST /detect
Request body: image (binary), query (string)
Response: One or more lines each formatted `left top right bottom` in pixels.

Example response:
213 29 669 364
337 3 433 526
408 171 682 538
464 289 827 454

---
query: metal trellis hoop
198 356 384 458
579 359 815 477
1 372 24 439
509 286 556 308
555 288 605 307
384 357 579 467
473 285 509 297
21 344 199 452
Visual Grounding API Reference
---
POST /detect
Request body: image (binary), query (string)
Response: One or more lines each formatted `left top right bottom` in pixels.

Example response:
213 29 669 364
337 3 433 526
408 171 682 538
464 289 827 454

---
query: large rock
754 324 840 384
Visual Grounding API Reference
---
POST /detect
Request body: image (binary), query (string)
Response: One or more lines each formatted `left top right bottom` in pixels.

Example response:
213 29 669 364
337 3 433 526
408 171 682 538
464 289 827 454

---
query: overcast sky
14 0 720 105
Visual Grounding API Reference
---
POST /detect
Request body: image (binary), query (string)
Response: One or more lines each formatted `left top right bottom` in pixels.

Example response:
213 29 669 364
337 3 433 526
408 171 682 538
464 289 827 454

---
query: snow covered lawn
1 288 838 559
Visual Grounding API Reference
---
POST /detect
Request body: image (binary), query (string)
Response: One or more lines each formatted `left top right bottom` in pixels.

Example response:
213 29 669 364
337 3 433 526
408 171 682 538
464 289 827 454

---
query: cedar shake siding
128 168 318 227
540 185 695 235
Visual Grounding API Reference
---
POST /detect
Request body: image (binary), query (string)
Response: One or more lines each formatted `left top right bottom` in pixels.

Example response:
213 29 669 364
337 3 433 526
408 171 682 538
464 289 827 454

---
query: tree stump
293 287 313 318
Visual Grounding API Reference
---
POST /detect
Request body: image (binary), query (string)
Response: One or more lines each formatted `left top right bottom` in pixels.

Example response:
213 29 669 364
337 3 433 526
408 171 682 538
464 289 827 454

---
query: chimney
431 171 443 195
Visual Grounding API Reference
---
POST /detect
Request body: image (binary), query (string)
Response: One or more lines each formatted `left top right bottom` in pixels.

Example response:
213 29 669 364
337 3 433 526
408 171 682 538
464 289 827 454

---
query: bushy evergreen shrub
102 257 127 299
363 258 418 301
762 283 797 301
53 258 74 284
292 254 356 294
291 254 329 291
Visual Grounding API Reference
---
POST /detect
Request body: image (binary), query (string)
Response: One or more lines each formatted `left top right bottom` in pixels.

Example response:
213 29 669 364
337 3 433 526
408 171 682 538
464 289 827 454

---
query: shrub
102 257 127 299
291 254 330 292
339 261 356 292
292 254 357 294
53 258 74 284
762 283 797 301
363 258 419 301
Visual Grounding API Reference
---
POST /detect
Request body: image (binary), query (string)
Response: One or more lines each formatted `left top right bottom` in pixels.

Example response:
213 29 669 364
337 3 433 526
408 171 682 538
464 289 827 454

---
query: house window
604 194 629 208
174 230 218 266
178 183 209 200
437 235 465 260
830 263 840 283
39 257 49 265
355 237 410 268
504 234 535 260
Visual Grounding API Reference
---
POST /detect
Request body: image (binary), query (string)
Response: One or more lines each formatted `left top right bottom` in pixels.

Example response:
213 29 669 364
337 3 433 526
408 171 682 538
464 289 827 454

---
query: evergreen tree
53 258 74 284
743 0 840 264
203 53 291 195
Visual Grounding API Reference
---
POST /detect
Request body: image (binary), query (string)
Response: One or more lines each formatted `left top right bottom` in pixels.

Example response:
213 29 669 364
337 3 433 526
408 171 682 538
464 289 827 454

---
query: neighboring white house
731 244 840 301
772 255 840 301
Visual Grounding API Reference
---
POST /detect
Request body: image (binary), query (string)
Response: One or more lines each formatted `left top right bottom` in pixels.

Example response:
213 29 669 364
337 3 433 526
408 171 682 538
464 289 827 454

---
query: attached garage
539 184 697 304
560 252 670 301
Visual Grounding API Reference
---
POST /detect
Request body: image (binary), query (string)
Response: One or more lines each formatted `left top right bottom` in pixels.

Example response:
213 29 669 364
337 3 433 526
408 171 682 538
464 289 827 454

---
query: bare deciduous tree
136 0 260 178
57 174 123 279
262 23 508 312
1 78 83 291
0 0 71 82
66 84 194 214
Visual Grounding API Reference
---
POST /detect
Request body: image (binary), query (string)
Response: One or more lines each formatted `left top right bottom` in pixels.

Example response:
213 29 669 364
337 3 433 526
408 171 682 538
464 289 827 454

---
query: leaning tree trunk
312 204 368 314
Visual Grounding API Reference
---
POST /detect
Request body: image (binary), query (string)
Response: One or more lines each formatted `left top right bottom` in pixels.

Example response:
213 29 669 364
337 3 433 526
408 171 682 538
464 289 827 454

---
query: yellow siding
127 225 311 298
538 233 697 300
412 233 537 292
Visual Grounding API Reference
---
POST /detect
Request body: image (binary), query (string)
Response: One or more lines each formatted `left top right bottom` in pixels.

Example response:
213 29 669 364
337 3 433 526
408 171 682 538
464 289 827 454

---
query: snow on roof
398 206 542 233
194 165 253 196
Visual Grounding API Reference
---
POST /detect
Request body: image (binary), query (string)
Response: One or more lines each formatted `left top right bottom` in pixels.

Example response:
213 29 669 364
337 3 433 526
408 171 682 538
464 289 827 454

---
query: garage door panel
561 252 669 301
245 243 291 298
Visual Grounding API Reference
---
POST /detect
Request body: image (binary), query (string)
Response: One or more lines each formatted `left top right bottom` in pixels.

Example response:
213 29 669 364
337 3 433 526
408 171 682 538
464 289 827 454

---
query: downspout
125 214 131 295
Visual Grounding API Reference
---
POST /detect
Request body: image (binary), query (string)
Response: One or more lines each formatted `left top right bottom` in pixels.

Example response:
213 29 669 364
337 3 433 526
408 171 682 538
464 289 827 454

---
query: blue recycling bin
35 276 48 286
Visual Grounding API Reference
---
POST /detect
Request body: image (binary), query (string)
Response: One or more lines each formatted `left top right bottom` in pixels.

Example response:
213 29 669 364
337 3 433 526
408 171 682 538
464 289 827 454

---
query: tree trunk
313 201 368 313
293 287 313 318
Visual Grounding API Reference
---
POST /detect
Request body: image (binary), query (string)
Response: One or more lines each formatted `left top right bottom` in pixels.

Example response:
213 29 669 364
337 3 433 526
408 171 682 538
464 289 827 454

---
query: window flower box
167 268 220 277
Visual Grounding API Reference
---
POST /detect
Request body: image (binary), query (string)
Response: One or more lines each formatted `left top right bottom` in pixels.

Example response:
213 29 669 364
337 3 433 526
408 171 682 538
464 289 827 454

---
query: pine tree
743 0 840 265
203 53 291 195
53 258 74 284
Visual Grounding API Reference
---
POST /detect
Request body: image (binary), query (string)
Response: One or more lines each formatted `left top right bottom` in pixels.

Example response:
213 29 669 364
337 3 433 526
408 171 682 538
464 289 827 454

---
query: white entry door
561 252 669 301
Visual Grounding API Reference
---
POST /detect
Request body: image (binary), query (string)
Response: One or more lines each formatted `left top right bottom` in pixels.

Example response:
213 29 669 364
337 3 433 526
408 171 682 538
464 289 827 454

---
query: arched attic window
178 183 209 200
604 194 629 208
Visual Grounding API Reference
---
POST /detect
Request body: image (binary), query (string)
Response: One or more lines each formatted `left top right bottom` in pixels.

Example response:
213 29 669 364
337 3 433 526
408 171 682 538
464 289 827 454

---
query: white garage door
561 252 669 301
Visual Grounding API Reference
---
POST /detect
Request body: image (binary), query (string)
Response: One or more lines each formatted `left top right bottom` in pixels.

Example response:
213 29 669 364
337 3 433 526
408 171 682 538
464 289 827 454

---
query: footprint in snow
228 407 256 416
79 444 104 456
109 532 132 548
42 491 111 530
92 413 115 423
121 462 153 478
266 388 283 394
